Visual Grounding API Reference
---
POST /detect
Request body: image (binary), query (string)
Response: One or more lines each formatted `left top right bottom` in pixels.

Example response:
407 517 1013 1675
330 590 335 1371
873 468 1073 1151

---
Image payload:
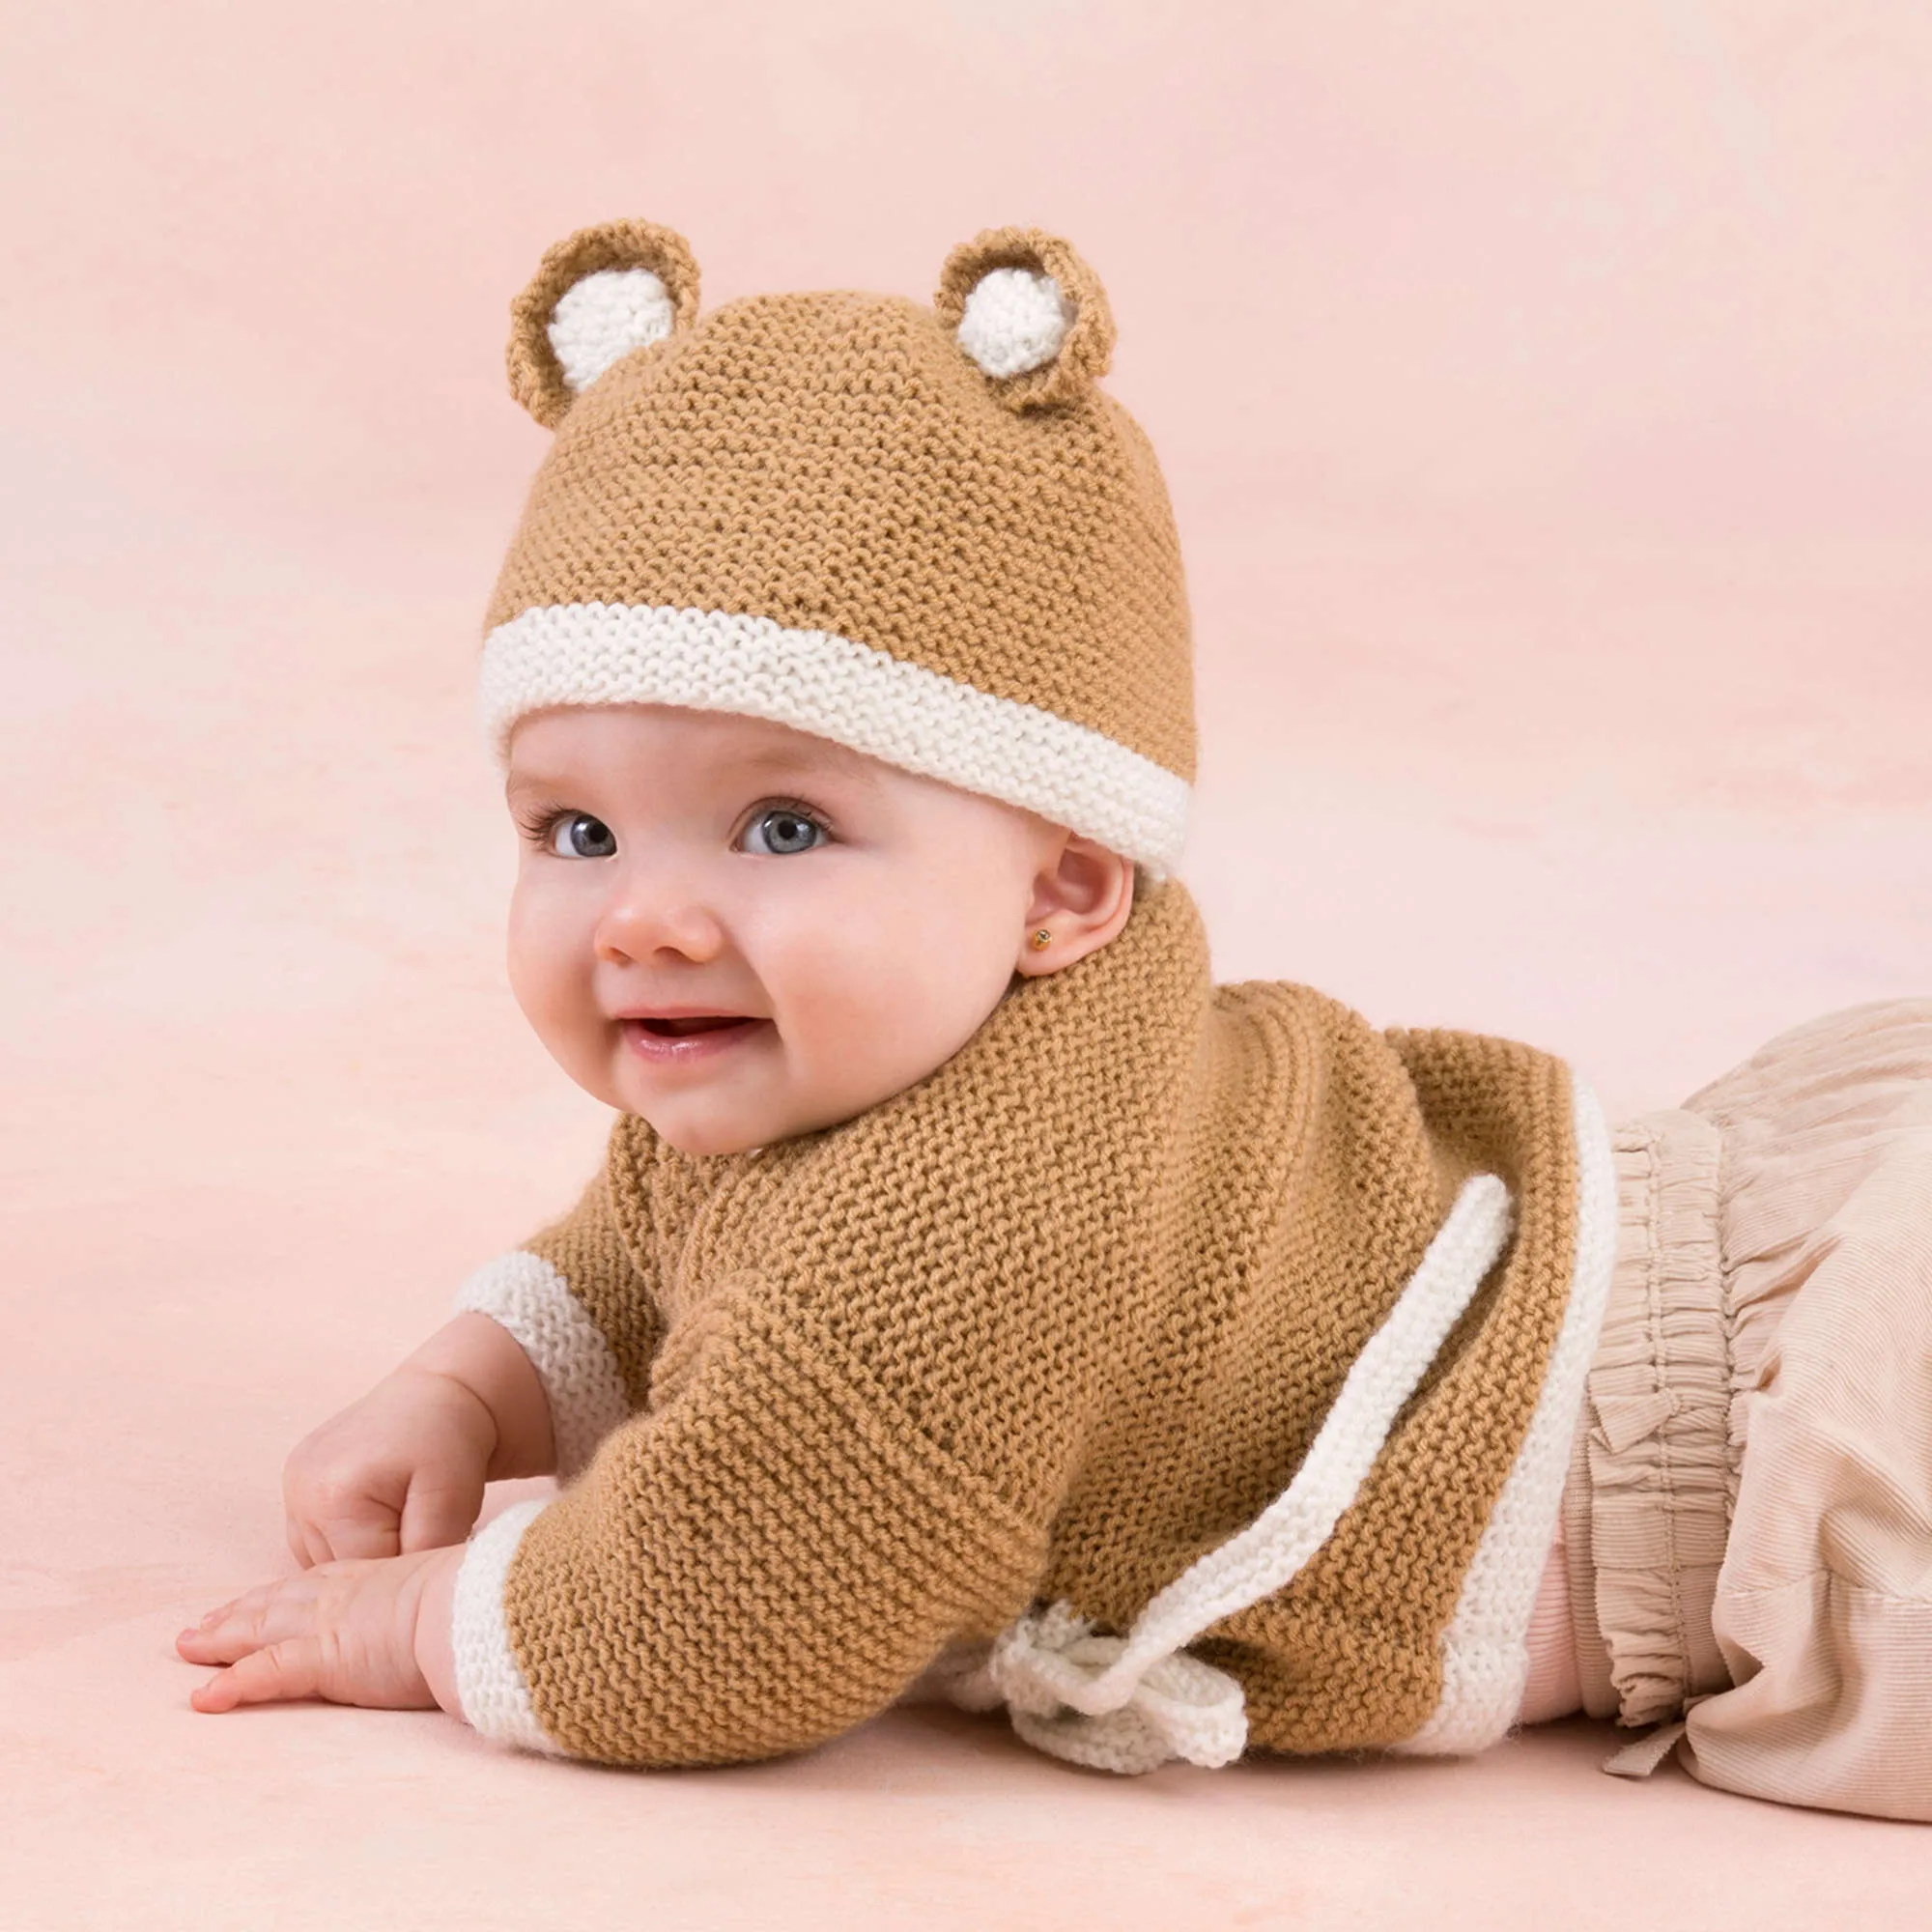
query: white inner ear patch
956 267 1073 380
548 267 675 393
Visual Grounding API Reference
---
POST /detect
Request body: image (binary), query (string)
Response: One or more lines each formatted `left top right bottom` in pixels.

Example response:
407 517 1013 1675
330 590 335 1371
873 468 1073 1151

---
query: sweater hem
1392 1067 1619 1754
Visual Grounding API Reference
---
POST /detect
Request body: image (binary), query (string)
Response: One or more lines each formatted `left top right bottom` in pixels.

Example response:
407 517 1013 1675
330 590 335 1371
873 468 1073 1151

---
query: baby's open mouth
619 1011 769 1065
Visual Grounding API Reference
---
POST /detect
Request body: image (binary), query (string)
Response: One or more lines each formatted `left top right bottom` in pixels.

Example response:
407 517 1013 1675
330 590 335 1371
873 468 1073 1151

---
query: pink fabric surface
5 2 1929 1922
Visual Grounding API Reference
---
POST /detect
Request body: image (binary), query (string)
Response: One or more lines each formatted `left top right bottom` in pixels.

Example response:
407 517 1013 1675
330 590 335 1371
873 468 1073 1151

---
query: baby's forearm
399 1312 556 1482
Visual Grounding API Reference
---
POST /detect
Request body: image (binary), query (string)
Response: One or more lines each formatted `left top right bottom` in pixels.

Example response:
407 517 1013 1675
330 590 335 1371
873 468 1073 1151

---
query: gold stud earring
1031 928 1053 951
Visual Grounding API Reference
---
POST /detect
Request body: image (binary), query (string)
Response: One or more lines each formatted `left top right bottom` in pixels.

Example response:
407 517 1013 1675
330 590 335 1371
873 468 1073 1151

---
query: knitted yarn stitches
478 219 1196 875
448 882 1598 1768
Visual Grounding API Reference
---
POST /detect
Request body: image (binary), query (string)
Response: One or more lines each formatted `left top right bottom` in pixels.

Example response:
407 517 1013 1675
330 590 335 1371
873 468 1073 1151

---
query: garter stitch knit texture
449 881 1605 1767
477 218 1196 875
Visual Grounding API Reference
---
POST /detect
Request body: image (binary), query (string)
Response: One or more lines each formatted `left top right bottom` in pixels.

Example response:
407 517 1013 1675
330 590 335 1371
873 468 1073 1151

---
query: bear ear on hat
506 218 702 429
935 227 1117 412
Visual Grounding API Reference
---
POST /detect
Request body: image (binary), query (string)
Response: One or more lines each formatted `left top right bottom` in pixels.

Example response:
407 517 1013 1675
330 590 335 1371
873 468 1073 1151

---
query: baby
179 220 1932 1820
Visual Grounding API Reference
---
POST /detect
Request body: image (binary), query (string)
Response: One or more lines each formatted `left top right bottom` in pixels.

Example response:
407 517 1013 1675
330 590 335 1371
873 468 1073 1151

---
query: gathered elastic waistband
1563 1108 1736 1728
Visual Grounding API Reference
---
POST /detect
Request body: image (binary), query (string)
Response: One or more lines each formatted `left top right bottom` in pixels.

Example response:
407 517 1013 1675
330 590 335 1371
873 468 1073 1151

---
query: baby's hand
282 1366 494 1568
177 1544 465 1718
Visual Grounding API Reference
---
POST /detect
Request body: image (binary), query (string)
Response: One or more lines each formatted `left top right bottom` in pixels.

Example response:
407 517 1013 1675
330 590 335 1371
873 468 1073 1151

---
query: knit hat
480 219 1196 876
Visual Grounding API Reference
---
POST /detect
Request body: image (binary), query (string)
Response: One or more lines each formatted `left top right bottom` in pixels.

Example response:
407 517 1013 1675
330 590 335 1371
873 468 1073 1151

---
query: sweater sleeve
447 1293 1054 1766
449 1164 660 1482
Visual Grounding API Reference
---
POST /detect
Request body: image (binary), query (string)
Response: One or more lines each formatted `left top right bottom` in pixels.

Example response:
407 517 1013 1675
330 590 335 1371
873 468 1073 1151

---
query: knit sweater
448 881 1616 1770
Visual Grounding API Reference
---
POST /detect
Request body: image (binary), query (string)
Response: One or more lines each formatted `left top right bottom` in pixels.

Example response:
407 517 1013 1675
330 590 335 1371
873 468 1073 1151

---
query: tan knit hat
481 219 1196 875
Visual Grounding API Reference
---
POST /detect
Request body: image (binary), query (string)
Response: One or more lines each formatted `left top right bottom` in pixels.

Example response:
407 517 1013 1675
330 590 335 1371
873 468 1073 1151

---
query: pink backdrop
7 3 1930 1924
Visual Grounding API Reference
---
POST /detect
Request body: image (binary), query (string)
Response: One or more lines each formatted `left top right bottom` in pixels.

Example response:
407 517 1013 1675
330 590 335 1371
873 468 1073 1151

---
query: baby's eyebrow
726 744 883 790
503 745 884 801
503 769 566 800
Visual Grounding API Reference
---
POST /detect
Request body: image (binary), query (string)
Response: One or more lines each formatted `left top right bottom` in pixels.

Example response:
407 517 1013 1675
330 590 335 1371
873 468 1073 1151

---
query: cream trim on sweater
450 1251 632 1481
452 1500 562 1755
1395 1073 1619 1753
949 1173 1518 1772
442 1148 1599 1770
442 883 1588 1768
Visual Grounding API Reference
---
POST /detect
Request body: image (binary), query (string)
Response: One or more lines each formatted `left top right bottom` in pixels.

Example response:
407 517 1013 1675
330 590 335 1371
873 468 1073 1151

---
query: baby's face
503 704 1080 1156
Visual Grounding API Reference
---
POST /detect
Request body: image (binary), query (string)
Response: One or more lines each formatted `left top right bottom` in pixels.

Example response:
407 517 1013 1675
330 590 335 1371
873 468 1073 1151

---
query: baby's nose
594 891 727 966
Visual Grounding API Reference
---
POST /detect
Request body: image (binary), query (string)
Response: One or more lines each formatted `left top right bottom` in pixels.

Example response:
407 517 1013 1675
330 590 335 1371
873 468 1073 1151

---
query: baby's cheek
506 906 614 1101
507 892 583 1026
503 890 554 1011
785 956 893 1070
761 867 1011 1110
777 956 914 1103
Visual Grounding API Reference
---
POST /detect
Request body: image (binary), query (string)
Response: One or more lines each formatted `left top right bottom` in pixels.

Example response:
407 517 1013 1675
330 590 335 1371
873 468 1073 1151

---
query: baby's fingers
189 1636 326 1713
310 1513 403 1564
287 1515 332 1571
176 1592 284 1669
177 1584 296 1665
396 1464 486 1554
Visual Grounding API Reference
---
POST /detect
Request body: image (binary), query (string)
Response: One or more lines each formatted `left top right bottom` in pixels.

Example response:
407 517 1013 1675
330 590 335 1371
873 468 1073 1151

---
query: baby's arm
443 1168 645 1483
442 1298 1053 1767
281 1314 555 1568
402 1312 556 1481
285 1160 654 1566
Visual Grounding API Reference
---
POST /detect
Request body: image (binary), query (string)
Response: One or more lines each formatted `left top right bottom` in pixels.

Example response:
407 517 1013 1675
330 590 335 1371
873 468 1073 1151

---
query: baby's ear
506 218 702 429
934 227 1117 412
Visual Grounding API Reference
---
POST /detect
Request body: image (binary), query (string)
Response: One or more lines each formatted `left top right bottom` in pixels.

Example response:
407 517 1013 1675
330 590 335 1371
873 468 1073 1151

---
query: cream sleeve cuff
451 1499 567 1754
451 1251 633 1479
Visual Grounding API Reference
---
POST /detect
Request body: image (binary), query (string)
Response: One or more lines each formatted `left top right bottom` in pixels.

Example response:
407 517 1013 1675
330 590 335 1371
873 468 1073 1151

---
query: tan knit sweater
448 881 1614 1769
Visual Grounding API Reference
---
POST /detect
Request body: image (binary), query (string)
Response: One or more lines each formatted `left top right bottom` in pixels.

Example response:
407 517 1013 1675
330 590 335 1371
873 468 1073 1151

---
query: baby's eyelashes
519 810 616 859
737 803 832 857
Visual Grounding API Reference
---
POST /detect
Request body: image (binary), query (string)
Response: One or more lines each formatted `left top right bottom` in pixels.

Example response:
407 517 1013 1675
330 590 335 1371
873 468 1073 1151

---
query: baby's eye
547 811 616 859
739 805 828 857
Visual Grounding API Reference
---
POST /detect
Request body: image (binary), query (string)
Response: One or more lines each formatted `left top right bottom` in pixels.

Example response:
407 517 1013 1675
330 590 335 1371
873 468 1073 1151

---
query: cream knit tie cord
938 1175 1516 1775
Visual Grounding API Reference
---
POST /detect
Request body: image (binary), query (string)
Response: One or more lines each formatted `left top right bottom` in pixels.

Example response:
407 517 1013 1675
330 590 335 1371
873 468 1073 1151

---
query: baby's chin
621 1044 973 1155
636 1091 872 1158
647 1116 775 1158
